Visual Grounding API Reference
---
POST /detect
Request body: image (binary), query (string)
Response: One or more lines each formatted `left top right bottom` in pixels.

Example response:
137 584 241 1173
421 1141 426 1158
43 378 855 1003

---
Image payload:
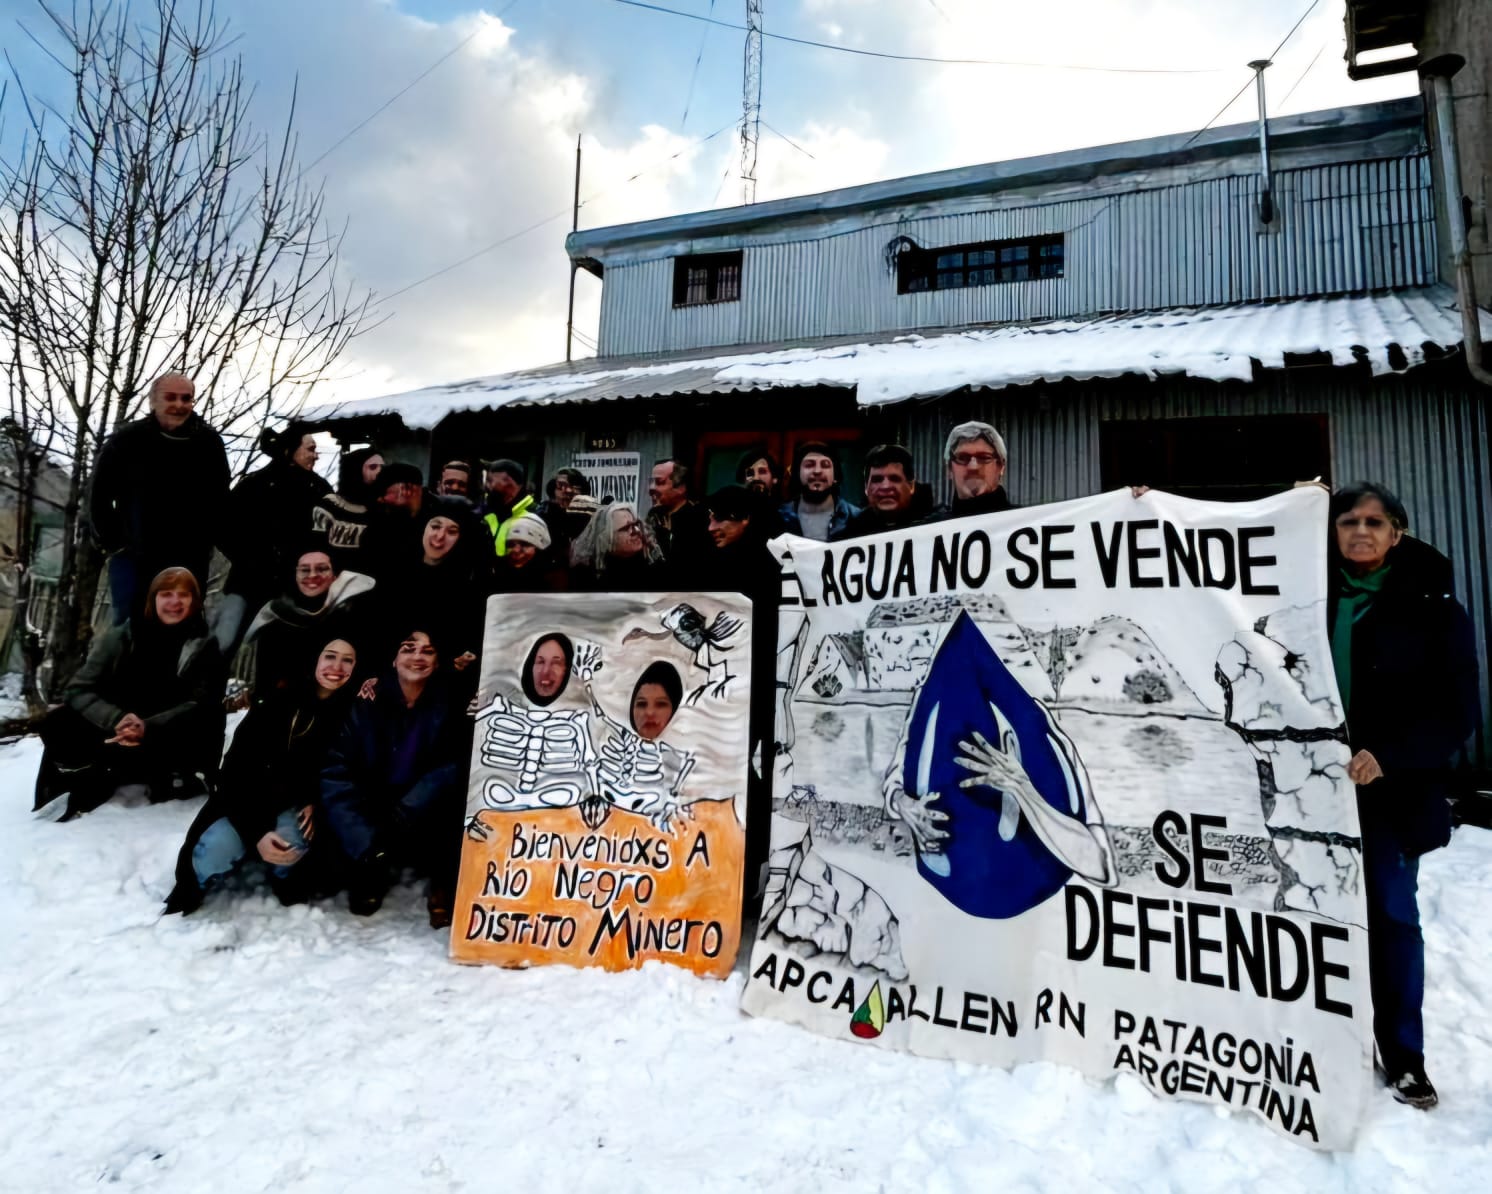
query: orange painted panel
449 591 752 977
450 799 743 976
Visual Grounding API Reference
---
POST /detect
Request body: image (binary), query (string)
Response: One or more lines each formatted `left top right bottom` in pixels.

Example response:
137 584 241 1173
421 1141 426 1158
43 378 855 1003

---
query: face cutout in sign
452 592 752 978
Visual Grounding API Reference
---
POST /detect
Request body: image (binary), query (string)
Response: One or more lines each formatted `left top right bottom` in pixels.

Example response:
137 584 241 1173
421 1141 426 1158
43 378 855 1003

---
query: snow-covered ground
2 732 1489 1192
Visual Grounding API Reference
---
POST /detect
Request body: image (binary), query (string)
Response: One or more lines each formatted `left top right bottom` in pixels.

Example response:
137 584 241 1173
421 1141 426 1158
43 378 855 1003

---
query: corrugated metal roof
305 286 1492 430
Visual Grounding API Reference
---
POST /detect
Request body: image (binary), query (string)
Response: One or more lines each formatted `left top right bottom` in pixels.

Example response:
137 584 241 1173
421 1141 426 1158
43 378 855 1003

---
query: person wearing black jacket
88 374 230 624
831 444 924 541
923 420 1017 522
241 540 377 700
216 424 332 658
374 500 490 685
164 637 360 914
1326 482 1480 1111
33 567 224 817
312 446 384 572
700 486 780 899
321 626 468 924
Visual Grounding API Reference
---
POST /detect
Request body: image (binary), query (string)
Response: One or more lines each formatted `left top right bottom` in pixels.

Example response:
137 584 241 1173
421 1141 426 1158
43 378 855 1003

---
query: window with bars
897 234 1064 294
672 251 743 307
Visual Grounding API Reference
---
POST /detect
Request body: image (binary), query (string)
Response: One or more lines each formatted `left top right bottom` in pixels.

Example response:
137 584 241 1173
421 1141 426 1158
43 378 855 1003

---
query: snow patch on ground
2 734 1490 1191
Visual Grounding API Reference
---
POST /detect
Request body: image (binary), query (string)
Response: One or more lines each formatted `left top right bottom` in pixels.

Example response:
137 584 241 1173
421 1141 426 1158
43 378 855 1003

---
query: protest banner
452 592 752 978
571 451 642 506
741 487 1372 1148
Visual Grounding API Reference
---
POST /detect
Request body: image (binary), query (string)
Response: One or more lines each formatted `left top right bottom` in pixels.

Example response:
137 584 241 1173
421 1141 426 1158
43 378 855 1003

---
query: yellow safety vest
483 494 536 556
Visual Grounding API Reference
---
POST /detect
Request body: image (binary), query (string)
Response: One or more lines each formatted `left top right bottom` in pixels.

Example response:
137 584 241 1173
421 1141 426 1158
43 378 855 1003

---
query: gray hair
943 421 1007 464
568 501 663 574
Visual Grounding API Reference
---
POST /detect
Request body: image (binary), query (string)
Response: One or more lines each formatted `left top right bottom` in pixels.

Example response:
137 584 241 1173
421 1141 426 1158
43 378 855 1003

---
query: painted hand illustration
888 788 950 857
954 726 1115 887
579 793 611 829
573 641 603 682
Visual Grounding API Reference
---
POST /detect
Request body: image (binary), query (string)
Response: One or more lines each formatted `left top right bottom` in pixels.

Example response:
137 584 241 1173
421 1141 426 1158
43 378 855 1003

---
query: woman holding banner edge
1326 481 1480 1110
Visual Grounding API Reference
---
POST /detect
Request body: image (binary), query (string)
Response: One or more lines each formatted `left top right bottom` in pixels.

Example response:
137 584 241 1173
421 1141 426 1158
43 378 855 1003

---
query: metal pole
566 134 582 363
1421 54 1492 387
1248 59 1274 224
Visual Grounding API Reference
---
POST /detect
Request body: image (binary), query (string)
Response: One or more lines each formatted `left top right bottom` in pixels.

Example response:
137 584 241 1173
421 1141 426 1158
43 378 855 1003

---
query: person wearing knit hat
312 445 385 571
493 512 564 593
215 421 332 660
507 514 551 556
358 461 431 584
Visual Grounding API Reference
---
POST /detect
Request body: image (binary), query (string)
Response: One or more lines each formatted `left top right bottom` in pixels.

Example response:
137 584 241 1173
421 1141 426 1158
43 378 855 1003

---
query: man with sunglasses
925 420 1016 524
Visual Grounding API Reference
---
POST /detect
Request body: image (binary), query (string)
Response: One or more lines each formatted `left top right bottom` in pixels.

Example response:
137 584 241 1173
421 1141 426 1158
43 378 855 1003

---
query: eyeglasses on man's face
951 452 999 467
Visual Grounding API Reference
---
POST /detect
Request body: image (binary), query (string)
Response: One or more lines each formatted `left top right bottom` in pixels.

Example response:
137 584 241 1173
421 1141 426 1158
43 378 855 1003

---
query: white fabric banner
740 487 1372 1148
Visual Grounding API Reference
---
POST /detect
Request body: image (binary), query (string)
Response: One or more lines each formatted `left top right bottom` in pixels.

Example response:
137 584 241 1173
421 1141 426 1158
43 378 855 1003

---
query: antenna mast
741 0 762 204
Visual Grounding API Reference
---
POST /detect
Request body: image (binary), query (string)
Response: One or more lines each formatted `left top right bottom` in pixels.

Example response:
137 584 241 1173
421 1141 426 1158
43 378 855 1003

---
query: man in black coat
831 444 923 541
88 373 230 623
646 458 711 570
923 420 1017 523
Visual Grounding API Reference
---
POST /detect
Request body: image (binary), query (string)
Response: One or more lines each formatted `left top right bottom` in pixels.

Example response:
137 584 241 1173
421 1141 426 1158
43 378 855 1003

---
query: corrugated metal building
309 96 1491 758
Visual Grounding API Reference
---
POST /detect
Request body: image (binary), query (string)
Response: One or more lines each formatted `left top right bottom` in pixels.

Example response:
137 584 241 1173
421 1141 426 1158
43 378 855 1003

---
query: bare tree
0 0 370 699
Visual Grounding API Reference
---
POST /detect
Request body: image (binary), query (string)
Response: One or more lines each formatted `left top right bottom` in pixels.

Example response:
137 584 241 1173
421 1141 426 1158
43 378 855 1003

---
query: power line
603 0 1222 74
762 120 815 161
304 0 525 172
1280 42 1327 107
679 0 716 128
1182 0 1322 148
374 120 737 307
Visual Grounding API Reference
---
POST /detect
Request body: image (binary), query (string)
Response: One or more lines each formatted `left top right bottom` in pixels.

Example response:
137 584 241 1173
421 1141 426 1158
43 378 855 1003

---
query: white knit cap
506 513 551 551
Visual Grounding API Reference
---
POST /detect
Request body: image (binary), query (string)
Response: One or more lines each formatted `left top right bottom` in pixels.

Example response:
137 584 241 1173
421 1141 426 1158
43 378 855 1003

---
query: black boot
163 881 204 916
347 852 389 917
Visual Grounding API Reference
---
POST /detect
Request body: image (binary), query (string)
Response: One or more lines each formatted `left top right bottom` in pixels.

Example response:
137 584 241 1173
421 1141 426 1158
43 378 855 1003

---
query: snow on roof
306 286 1490 429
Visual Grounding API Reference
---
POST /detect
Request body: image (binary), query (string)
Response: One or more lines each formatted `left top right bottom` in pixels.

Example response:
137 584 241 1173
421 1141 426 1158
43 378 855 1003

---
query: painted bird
625 602 744 704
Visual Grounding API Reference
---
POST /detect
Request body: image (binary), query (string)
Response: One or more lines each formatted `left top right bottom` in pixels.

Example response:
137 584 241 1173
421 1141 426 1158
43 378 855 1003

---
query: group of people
29 372 1481 1111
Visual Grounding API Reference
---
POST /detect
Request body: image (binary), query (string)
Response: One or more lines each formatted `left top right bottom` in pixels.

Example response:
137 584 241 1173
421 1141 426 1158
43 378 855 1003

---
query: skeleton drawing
583 685 696 830
468 642 702 835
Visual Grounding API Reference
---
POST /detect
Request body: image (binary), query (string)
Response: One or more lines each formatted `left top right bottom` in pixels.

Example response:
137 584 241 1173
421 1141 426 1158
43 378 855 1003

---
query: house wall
594 154 1437 357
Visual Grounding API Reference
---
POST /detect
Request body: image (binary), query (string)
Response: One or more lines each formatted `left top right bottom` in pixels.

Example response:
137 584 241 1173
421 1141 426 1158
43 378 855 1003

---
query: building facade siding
595 155 1436 357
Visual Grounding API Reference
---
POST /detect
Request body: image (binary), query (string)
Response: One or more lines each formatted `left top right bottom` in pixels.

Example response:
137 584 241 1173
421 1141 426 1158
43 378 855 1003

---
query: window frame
672 250 744 308
897 234 1064 295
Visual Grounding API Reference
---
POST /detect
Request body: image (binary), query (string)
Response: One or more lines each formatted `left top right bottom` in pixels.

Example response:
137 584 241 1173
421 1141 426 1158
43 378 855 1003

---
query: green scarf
1331 565 1390 716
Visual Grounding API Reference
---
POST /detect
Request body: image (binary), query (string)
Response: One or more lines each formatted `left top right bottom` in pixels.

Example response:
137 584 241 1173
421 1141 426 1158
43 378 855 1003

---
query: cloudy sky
1 0 1416 404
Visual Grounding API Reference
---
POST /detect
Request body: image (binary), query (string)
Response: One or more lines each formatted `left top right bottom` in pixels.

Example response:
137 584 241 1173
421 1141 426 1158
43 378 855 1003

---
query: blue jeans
1362 824 1424 1071
210 591 251 660
192 809 311 886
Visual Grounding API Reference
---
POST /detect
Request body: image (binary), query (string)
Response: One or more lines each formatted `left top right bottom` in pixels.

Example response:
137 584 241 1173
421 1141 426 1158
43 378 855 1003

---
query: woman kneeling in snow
33 567 223 819
320 625 468 926
164 638 361 915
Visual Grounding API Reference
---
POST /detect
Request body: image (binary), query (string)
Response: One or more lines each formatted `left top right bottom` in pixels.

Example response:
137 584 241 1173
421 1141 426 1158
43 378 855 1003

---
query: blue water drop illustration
901 610 1081 918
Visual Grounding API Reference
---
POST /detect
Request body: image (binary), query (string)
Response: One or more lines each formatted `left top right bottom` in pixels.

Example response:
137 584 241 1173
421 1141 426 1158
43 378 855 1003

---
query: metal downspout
1422 54 1492 388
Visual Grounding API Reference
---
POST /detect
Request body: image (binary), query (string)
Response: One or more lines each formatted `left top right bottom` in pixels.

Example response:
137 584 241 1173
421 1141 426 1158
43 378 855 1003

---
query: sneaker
1389 1068 1438 1109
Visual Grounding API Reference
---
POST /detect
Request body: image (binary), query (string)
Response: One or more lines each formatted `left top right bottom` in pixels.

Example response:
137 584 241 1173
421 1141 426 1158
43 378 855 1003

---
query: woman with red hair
33 566 225 818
